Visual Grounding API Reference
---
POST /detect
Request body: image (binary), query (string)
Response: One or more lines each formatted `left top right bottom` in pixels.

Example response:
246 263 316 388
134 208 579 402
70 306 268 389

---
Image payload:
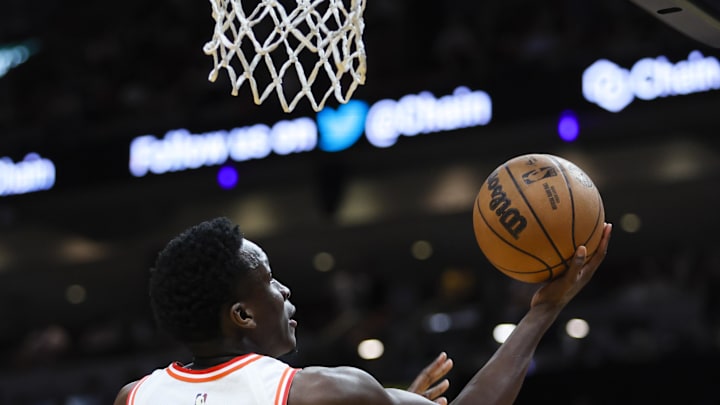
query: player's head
149 217 296 357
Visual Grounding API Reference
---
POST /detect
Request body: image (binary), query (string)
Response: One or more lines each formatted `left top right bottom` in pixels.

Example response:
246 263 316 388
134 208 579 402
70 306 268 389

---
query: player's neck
186 339 253 369
187 353 249 369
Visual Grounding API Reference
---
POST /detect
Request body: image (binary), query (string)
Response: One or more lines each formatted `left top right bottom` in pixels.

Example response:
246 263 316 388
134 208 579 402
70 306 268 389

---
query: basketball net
203 0 367 113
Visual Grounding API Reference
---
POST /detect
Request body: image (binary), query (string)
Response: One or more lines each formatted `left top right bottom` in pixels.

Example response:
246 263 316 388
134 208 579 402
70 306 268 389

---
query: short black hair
149 217 250 343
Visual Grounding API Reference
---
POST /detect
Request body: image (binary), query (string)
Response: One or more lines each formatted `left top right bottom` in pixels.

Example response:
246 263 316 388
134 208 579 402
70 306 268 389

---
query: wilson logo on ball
487 172 528 239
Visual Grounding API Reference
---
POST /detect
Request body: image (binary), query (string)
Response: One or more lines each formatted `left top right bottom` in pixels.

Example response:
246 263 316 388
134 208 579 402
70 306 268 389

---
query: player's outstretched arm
290 224 611 405
450 223 612 405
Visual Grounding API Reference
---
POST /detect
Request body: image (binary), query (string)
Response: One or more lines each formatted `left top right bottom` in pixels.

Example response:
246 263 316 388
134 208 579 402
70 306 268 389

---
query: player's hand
406 352 454 405
531 223 612 310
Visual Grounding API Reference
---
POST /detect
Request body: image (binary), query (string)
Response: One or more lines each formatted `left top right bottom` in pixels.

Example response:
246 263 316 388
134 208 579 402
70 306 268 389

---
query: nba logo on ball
472 154 605 283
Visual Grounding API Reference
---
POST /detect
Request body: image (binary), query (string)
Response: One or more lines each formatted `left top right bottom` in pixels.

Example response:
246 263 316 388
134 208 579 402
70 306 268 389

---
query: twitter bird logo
316 100 369 152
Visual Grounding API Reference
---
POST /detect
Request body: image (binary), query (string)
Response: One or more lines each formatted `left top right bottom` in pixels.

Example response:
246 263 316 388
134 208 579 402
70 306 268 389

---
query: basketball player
114 217 612 405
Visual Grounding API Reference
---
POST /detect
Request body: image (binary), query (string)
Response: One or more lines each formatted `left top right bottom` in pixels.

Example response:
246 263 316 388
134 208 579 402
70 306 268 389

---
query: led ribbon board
0 153 56 197
129 87 493 177
583 50 720 112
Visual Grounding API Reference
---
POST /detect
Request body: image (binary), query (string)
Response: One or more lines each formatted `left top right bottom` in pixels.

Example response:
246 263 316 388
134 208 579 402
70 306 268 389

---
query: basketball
472 153 605 283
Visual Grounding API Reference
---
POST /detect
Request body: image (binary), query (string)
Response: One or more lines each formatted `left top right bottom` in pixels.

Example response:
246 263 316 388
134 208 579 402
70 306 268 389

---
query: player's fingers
408 370 431 391
408 353 451 392
424 353 452 381
589 223 612 268
431 358 453 379
424 379 450 399
434 396 448 405
565 245 587 285
579 223 613 284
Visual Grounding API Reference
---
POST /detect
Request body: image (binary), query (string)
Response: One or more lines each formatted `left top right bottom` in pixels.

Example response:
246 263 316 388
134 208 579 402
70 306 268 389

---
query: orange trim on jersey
274 367 299 405
166 353 262 383
171 353 256 375
127 375 151 405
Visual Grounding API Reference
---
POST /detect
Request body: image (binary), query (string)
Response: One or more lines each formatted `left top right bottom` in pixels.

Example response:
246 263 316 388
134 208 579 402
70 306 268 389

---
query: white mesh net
203 0 367 113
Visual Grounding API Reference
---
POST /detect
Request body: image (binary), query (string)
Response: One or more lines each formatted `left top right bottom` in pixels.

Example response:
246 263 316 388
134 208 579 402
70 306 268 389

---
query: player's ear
230 302 256 329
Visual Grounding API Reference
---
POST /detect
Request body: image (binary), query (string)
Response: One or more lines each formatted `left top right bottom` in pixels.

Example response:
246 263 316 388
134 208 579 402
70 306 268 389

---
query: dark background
1 0 719 404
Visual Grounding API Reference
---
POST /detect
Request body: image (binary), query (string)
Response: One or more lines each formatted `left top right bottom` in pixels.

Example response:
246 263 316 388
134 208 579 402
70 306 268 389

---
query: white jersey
127 353 299 405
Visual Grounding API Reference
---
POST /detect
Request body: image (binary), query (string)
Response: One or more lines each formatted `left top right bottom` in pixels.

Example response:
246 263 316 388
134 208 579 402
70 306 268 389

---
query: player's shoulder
290 365 391 405
112 380 138 405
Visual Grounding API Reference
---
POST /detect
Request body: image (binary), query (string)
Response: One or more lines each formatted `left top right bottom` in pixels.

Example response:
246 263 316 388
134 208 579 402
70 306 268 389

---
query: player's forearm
450 304 561 405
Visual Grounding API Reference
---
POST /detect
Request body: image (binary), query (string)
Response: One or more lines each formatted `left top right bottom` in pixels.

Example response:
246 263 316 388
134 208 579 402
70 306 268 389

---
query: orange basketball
472 153 605 283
